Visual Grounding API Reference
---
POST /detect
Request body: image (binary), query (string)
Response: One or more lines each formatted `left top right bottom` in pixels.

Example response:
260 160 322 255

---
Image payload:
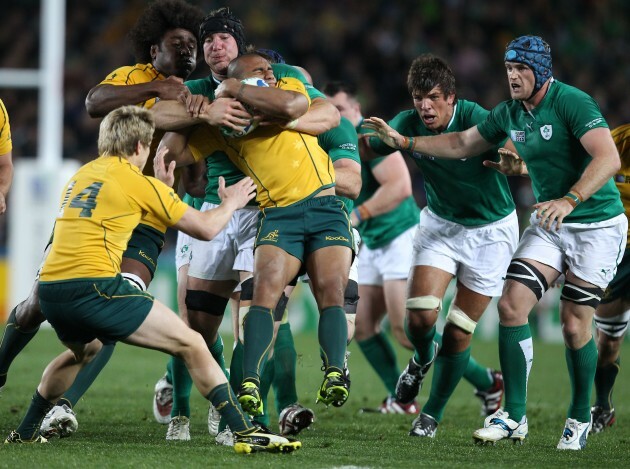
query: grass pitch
1 328 629 468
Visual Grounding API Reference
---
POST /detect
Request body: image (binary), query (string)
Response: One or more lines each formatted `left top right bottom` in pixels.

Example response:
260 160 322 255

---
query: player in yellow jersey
4 105 300 453
184 53 354 414
0 99 13 215
591 124 630 433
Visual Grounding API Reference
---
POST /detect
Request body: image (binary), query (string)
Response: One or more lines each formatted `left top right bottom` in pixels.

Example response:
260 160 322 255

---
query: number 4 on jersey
68 182 103 217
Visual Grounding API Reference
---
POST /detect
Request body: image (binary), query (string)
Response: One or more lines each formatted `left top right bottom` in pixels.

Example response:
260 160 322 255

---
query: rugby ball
221 77 269 138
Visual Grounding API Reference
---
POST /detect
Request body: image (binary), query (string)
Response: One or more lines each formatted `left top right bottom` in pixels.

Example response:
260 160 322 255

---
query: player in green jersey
363 35 626 450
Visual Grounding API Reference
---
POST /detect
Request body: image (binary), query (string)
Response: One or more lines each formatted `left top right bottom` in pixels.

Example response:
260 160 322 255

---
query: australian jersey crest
540 124 553 140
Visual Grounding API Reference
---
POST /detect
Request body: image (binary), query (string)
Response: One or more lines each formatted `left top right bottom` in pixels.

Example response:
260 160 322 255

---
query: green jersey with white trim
370 100 515 226
477 80 623 223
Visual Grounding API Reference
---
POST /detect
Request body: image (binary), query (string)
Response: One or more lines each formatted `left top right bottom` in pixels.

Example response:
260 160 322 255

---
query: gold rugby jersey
189 77 335 208
0 99 11 154
612 124 630 247
40 157 188 281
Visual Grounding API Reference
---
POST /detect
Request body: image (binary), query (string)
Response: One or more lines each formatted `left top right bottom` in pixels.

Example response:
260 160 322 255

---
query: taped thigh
185 290 229 316
406 295 442 312
445 303 477 334
560 281 604 309
343 280 359 315
594 310 630 338
505 259 549 300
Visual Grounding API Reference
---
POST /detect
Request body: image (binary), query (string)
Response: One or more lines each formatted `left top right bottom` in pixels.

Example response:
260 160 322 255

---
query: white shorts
358 225 417 286
175 231 193 272
188 203 258 281
412 208 519 297
301 228 360 283
514 211 628 289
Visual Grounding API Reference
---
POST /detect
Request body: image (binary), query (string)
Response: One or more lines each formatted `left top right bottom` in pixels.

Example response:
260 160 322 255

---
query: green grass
1 329 629 468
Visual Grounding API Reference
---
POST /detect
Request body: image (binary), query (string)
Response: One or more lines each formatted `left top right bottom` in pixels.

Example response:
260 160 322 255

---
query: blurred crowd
1 0 629 236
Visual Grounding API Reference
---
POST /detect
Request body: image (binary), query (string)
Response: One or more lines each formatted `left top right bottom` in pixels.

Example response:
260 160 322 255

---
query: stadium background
1 0 628 341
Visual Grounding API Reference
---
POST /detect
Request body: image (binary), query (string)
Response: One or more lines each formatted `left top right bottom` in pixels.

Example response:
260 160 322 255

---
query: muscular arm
572 127 621 200
352 152 412 227
85 78 189 118
289 98 340 135
0 151 13 214
333 158 361 199
180 159 207 198
158 129 197 167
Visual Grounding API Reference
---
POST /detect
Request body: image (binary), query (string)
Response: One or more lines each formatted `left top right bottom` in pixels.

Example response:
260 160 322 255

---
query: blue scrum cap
255 48 286 64
505 35 552 95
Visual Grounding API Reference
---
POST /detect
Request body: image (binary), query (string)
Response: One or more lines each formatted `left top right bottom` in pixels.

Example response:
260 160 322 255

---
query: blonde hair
98 105 154 157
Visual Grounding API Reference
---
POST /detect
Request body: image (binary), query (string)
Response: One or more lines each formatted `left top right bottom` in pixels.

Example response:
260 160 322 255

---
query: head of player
504 35 553 102
322 81 363 128
199 7 247 80
227 53 277 87
98 106 155 171
127 0 203 80
406 54 456 134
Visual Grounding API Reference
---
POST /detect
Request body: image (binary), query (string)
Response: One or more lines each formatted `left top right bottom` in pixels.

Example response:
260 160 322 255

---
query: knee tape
594 310 630 338
185 290 229 316
343 280 359 315
273 293 289 322
406 295 442 312
240 277 254 301
505 259 549 301
445 303 477 334
561 281 604 309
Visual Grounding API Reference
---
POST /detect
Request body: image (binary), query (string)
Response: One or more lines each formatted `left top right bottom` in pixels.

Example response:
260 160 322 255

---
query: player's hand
215 78 240 99
361 117 405 150
533 198 575 231
483 148 528 176
153 146 176 187
218 176 257 210
203 98 252 130
185 94 210 118
0 192 6 214
156 76 190 102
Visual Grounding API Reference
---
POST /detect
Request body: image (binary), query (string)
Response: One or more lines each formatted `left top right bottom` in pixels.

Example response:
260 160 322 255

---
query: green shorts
39 275 154 345
256 195 354 263
123 223 166 278
602 248 630 303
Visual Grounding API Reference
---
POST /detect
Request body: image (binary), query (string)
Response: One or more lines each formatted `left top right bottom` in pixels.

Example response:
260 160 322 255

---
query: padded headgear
199 8 246 55
505 35 552 96
256 48 286 64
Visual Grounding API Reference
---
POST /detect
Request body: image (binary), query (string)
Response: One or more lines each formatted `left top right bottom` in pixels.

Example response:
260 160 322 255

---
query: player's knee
406 295 442 313
240 277 254 302
505 259 549 301
15 299 45 331
445 303 477 335
273 293 289 322
594 310 630 339
406 310 435 334
343 280 359 315
561 281 604 310
496 294 525 323
185 290 229 316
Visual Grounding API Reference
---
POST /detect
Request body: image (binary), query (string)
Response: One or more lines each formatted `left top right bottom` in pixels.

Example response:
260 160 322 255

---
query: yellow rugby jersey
40 157 188 282
0 99 11 154
612 124 630 247
189 77 335 208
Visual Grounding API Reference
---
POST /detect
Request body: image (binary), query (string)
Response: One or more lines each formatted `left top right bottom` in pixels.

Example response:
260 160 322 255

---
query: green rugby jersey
185 64 324 204
357 124 420 249
181 192 204 210
477 80 623 223
370 100 515 226
318 117 360 214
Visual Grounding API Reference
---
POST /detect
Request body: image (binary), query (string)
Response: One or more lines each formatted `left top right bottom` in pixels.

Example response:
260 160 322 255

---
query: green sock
318 306 347 370
499 323 533 422
0 307 40 387
423 347 471 422
171 356 193 418
209 335 229 379
243 306 274 381
464 356 493 391
253 357 274 427
594 356 620 409
61 343 116 407
273 323 298 412
16 390 54 440
566 337 598 423
206 383 253 433
165 356 173 385
357 332 400 395
405 322 437 366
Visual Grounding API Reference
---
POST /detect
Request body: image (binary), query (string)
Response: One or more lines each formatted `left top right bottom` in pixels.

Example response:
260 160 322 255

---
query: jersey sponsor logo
260 230 279 242
510 130 526 143
139 250 157 268
585 117 605 129
325 235 349 242
540 125 553 140
410 152 433 161
339 143 357 151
